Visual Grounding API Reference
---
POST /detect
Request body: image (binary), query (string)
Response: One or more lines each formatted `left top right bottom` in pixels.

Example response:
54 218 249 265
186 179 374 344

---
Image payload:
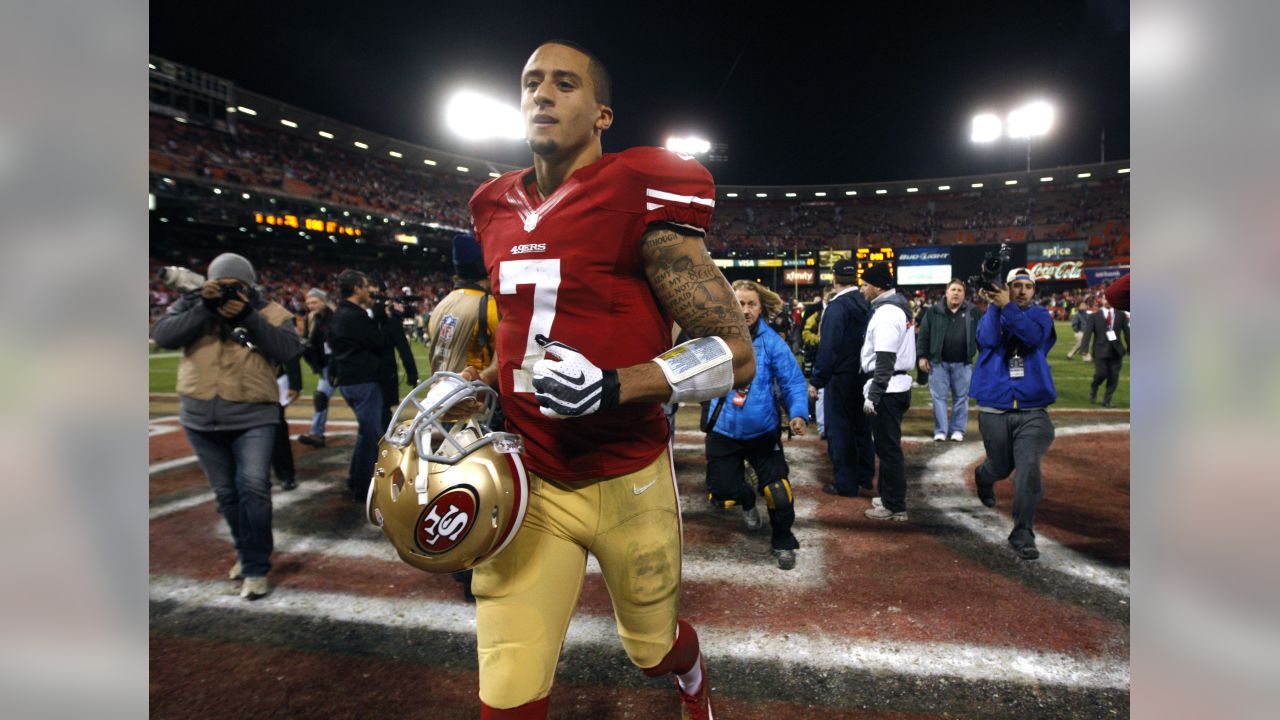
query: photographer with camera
970 267 1057 561
150 253 303 599
368 275 419 427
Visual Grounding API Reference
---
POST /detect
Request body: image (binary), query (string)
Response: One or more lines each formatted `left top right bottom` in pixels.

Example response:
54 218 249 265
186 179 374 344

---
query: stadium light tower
445 91 524 141
665 136 712 156
970 113 1002 143
970 100 1055 171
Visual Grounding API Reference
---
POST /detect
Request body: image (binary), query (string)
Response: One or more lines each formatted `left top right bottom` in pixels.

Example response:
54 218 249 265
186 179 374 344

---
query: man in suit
1080 294 1129 407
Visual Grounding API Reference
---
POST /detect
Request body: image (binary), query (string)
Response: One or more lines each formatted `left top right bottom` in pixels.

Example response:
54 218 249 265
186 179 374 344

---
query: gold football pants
473 450 682 709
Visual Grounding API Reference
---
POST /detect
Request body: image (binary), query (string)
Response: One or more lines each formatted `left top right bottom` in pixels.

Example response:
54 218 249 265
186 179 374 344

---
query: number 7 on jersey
499 259 561 393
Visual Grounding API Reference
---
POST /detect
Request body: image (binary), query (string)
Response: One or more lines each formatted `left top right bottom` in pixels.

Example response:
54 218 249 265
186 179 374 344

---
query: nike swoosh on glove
531 335 620 418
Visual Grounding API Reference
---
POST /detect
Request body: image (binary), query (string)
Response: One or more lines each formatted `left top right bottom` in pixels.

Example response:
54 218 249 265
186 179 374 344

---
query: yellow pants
473 450 682 709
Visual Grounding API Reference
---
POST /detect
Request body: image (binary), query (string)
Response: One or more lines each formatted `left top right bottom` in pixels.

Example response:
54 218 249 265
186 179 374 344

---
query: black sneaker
772 549 796 570
298 434 326 448
1009 539 1040 560
281 477 298 491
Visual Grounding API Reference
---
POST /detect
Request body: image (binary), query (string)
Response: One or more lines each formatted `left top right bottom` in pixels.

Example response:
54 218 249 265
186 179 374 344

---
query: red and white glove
531 335 620 418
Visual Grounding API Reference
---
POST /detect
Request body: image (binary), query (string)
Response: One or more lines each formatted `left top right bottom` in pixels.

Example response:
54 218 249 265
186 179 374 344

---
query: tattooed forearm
641 226 755 385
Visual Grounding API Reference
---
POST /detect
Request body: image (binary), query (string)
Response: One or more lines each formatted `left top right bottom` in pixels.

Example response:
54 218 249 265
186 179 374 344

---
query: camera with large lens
968 241 1012 292
158 266 206 294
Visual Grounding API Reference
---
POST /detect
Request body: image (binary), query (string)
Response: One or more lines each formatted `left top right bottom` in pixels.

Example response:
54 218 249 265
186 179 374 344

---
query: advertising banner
783 269 816 284
1027 260 1085 281
896 248 952 285
1027 240 1088 262
1083 265 1131 286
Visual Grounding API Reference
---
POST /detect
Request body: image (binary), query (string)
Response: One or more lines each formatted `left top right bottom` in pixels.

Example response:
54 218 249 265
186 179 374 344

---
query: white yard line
919 423 1131 596
149 575 1129 690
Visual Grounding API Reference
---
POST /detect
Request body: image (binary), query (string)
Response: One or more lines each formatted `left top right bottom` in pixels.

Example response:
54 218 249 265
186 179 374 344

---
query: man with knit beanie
151 252 303 599
857 261 917 521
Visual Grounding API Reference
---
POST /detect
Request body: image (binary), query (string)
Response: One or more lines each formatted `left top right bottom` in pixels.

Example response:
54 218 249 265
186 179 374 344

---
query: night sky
149 0 1129 186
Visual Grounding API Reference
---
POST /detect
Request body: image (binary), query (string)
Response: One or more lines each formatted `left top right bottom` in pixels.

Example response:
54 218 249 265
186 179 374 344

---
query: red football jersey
469 147 716 482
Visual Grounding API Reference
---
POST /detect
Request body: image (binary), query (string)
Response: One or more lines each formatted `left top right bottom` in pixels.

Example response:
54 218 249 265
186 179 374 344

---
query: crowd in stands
150 114 1129 263
150 114 1129 331
707 180 1128 256
150 115 474 228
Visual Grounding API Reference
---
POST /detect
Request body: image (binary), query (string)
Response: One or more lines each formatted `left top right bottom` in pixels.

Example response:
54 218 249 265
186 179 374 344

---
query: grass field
148 321 1128 409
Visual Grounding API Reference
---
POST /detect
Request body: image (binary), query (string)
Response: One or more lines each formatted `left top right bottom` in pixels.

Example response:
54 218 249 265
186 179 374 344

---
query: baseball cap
1005 267 1035 285
832 259 857 278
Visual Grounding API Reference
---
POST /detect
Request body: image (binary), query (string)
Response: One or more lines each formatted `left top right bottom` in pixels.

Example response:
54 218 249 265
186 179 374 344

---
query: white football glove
531 335 620 419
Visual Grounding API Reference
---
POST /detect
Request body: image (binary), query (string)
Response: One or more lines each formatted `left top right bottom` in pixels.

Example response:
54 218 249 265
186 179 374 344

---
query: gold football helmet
367 373 528 574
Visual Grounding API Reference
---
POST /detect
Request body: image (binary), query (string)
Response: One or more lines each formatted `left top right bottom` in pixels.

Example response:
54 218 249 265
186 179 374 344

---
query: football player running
460 40 754 719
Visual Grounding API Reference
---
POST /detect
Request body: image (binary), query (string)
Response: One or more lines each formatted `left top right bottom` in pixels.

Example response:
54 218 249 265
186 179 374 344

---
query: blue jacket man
809 261 875 497
705 280 810 570
971 267 1057 560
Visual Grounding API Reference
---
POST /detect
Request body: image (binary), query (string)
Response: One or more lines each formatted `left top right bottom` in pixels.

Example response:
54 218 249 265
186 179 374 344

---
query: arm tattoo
641 227 747 342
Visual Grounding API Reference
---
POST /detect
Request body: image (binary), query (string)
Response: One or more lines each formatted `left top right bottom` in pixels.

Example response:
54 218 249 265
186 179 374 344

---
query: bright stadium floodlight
971 113 1002 143
1007 101 1054 139
665 136 712 155
445 91 524 141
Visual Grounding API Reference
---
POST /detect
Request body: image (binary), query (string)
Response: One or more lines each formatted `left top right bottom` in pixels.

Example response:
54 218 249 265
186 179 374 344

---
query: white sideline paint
920 423 1131 596
149 574 1129 690
147 425 360 475
149 469 341 520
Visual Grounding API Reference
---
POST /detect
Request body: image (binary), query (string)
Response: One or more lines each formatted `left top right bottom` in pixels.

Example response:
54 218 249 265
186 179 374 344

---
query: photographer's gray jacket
151 293 302 431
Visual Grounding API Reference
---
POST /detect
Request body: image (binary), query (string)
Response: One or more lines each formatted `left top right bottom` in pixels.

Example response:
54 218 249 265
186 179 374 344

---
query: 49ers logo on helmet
416 487 479 554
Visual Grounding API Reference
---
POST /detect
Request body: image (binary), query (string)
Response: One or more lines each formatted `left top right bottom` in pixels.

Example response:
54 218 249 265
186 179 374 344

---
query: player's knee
763 478 794 512
479 658 555 711
641 618 700 677
706 491 737 509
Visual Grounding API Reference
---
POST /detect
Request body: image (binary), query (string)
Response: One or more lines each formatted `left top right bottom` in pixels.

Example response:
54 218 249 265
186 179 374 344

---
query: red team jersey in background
469 147 716 482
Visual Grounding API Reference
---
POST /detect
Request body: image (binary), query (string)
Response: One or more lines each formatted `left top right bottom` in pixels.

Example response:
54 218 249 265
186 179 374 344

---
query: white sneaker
240 576 270 600
865 505 908 521
229 560 242 580
949 432 964 442
933 433 947 442
871 496 884 508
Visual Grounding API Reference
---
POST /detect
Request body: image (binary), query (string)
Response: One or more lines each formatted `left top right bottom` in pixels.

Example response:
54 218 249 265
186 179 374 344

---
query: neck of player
533 142 601 199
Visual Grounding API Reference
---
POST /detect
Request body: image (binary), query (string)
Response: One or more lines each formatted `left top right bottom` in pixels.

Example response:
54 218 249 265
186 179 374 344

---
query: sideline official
971 267 1057 560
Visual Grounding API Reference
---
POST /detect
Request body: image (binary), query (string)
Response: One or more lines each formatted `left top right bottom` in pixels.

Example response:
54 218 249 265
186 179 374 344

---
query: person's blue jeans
929 361 972 437
184 424 276 577
340 382 384 496
310 366 333 436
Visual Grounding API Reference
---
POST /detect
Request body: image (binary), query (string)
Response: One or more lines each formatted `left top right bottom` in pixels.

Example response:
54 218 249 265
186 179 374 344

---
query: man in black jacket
370 275 419 428
1080 294 1130 407
328 269 387 501
809 261 875 498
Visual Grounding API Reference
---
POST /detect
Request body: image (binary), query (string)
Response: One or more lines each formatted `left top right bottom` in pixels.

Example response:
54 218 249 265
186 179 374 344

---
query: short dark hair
543 39 612 106
337 269 367 299
948 278 967 289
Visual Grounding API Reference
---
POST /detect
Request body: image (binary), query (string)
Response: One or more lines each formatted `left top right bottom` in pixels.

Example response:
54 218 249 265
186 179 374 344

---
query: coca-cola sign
1027 261 1084 281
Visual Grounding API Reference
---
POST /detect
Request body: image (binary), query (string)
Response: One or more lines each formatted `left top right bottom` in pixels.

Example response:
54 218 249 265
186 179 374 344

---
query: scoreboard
818 247 895 285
